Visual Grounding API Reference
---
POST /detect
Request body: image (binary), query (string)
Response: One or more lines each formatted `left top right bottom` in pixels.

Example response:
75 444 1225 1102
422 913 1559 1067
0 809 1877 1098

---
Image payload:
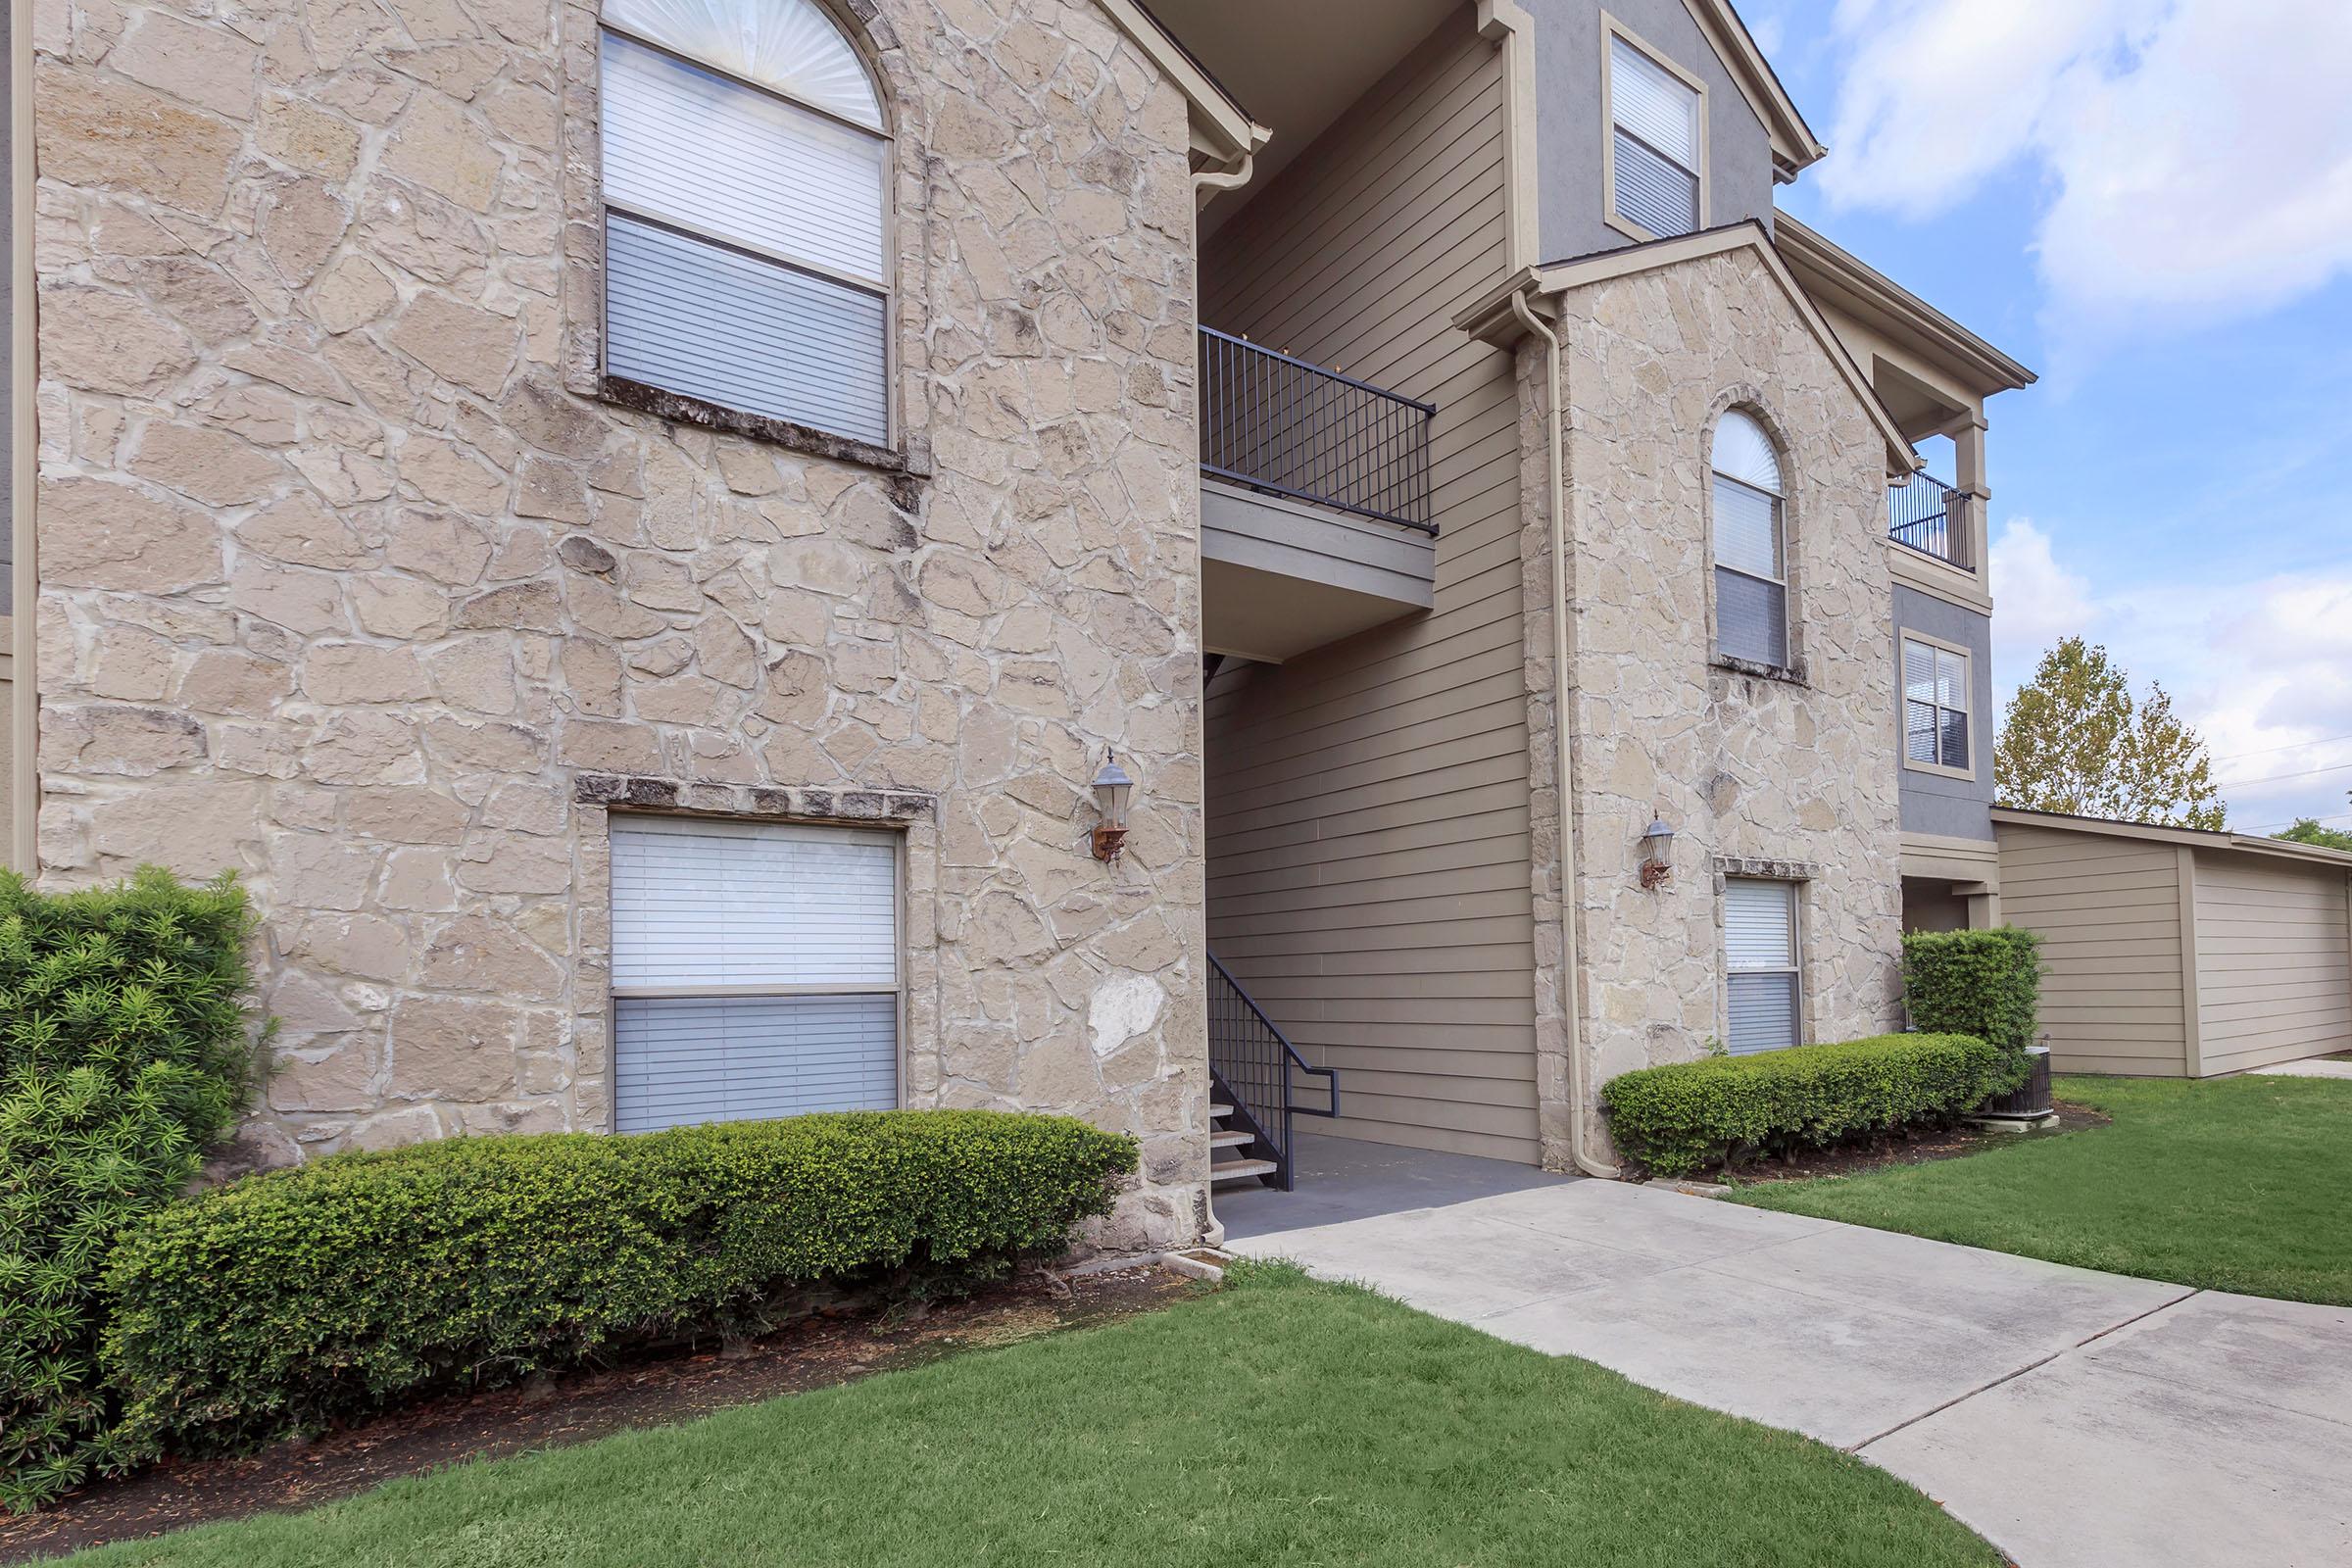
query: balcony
1198 328 1437 663
1889 471 1974 571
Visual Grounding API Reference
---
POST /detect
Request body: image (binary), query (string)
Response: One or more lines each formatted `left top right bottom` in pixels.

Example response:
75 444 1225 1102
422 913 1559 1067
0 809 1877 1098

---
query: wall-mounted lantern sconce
1092 751 1135 862
1639 813 1676 890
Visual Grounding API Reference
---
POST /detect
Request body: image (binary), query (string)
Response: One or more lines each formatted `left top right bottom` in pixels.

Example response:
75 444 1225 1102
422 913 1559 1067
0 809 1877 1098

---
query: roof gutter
1507 283 1619 1182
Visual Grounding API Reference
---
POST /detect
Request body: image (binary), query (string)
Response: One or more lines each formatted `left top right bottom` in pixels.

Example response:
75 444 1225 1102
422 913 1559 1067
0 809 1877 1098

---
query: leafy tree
2276 805 2352 854
1994 637 2225 829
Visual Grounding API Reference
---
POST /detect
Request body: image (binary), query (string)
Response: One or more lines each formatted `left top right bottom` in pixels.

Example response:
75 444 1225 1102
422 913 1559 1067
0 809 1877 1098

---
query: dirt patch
1708 1101 2111 1187
0 1264 1198 1564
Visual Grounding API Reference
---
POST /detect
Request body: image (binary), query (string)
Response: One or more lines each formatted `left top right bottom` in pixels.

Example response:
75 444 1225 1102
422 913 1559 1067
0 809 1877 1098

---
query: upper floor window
1607 30 1702 239
1902 635 1973 775
599 0 892 446
1711 411 1787 667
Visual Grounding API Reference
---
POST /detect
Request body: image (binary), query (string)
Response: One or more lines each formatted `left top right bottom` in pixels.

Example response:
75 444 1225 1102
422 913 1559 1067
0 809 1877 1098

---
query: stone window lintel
573 773 938 825
1711 855 1822 883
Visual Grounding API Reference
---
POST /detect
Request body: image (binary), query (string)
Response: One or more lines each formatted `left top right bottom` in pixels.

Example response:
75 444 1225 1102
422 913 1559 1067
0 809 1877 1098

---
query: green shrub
0 868 256 1512
1598 1033 2027 1178
1902 927 2043 1053
104 1110 1138 1458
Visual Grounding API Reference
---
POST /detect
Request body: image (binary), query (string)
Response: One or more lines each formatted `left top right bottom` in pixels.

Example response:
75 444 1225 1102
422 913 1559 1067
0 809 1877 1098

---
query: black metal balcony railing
1207 952 1338 1191
1889 471 1972 569
1199 326 1437 535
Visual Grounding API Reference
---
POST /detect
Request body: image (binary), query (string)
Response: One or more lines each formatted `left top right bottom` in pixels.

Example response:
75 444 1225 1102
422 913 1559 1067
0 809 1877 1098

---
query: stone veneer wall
29 0 1213 1246
1525 247 1905 1165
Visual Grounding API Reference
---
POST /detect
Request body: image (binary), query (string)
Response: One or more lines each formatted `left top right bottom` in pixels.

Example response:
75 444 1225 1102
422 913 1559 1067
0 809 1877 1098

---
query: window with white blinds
610 815 901 1132
1724 878 1800 1055
1711 411 1788 667
1903 637 1972 772
1609 33 1701 238
598 0 891 445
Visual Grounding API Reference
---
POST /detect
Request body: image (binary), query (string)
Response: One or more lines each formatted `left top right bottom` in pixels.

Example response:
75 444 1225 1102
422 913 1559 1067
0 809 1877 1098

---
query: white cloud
1818 0 2352 341
1985 518 2352 828
1986 517 2093 681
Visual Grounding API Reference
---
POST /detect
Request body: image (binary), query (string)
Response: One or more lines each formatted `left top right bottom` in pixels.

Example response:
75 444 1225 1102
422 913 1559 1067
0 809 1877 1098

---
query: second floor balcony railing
1889 471 1972 570
1199 326 1437 535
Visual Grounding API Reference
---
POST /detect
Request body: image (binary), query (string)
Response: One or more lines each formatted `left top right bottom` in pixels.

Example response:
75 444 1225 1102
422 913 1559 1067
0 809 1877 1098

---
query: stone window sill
599 376 931 489
1710 654 1807 687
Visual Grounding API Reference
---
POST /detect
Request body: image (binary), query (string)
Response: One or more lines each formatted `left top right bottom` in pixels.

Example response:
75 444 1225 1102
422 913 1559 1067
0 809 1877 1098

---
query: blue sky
1740 0 2352 834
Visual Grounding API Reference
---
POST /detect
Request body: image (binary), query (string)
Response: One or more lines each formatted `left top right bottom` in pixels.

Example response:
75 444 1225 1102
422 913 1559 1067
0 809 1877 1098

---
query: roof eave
1097 0 1268 162
1686 0 1827 179
1475 223 1919 477
1777 214 2037 395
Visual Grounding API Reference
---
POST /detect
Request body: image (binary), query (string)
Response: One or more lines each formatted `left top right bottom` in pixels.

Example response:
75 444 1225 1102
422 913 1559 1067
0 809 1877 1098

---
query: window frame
1706 408 1793 676
1900 630 1976 782
593 0 901 457
1600 13 1709 244
1722 876 1803 1056
607 811 907 1130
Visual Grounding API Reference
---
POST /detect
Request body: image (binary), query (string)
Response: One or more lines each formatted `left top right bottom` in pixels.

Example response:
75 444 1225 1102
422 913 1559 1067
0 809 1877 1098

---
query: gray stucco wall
1526 0 1776 264
1893 584 1995 840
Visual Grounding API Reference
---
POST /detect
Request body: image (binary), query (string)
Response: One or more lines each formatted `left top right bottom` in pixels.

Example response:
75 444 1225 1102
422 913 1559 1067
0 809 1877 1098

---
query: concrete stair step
1209 1101 1235 1118
1209 1129 1253 1150
1210 1156 1278 1183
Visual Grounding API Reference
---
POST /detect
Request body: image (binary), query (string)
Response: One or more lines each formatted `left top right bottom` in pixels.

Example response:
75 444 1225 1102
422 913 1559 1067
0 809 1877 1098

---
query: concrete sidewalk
1218 1137 2352 1568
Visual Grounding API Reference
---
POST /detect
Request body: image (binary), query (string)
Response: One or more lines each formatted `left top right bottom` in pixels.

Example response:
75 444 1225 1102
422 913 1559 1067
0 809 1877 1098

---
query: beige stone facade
28 0 1213 1244
10 0 2018 1212
1526 246 1906 1164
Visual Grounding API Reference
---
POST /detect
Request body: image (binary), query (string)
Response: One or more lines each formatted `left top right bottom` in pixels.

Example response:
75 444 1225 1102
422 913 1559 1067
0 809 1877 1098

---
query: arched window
599 0 891 445
1710 411 1787 667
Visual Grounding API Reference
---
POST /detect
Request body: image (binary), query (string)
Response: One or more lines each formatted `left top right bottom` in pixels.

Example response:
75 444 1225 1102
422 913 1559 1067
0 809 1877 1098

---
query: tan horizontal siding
1997 825 2187 1073
2193 853 2352 1072
1202 5 1536 1163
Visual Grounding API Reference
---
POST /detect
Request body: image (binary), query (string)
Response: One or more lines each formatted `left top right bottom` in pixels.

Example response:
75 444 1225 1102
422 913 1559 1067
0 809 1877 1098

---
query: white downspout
1508 288 1620 1180
1190 146 1254 1247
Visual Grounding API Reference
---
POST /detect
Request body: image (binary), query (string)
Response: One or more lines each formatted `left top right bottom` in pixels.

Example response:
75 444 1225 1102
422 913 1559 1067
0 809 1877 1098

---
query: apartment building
3 0 2028 1238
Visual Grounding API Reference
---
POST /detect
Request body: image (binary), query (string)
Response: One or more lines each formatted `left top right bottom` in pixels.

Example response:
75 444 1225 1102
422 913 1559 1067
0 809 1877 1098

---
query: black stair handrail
1207 951 1338 1191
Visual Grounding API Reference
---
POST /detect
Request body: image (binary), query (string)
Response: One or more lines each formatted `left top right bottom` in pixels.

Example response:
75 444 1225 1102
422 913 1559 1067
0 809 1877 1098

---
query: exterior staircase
1205 953 1338 1190
1207 1096 1277 1186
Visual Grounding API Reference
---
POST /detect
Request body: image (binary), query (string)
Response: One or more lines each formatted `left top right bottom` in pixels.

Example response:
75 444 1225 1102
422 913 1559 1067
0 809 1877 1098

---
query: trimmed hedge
0 869 256 1513
1902 927 2043 1053
103 1111 1137 1458
1598 1033 2028 1177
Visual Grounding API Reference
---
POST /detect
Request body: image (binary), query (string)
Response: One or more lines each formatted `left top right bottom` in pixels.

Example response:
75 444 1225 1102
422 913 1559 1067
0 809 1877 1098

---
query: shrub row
103 1110 1138 1458
0 869 256 1513
1598 1032 2028 1177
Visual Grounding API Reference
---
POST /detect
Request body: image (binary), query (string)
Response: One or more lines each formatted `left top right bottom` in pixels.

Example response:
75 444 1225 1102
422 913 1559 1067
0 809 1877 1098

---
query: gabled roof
1684 0 1826 181
1777 215 2036 397
1453 221 1919 477
1097 0 1270 163
1992 808 2352 870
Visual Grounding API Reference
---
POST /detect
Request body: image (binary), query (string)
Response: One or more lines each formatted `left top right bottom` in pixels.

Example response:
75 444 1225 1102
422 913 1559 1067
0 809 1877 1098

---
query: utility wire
2213 730 2352 763
2215 760 2352 790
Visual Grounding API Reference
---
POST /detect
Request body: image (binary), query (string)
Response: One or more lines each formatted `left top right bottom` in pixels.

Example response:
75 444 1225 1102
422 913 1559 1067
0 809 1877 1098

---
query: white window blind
1725 878 1799 1055
1903 638 1971 771
1712 413 1787 667
1610 35 1700 237
611 816 900 1132
599 0 890 445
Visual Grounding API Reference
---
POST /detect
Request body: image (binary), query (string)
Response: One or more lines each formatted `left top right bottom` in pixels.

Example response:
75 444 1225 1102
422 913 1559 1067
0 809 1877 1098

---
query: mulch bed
1706 1100 2110 1187
0 1264 1198 1564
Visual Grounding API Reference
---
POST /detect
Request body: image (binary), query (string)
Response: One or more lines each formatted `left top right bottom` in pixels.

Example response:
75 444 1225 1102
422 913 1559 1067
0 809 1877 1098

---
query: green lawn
58 1263 1996 1568
1733 1073 2352 1305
